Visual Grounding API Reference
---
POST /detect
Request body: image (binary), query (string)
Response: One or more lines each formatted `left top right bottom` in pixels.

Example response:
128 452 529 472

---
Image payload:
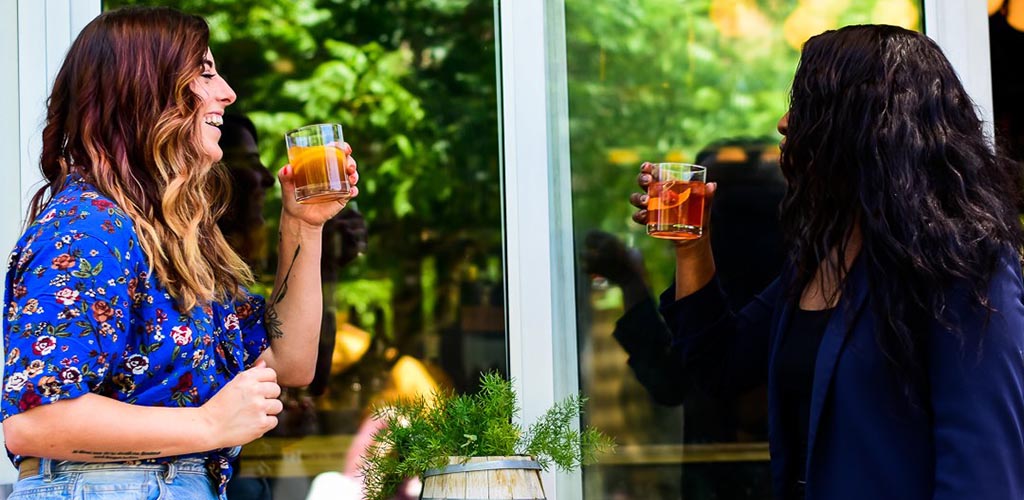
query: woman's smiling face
190 48 236 162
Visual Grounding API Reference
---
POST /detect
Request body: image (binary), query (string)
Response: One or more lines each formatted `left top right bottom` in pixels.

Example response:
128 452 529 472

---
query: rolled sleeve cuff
1 374 95 422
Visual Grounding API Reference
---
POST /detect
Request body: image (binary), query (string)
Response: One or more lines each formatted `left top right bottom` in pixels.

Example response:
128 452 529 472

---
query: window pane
566 2 922 498
101 2 505 499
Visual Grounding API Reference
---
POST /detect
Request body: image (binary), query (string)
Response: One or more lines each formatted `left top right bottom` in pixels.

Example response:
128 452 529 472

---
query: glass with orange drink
646 163 707 240
285 123 351 203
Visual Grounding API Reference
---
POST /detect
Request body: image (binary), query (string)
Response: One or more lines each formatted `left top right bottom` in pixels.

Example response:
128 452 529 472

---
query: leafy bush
359 372 614 500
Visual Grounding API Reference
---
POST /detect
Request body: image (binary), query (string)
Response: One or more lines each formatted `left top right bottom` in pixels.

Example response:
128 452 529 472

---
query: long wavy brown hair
30 6 253 311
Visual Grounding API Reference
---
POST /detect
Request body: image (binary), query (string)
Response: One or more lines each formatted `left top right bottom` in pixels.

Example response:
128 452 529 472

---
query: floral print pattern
1 176 269 493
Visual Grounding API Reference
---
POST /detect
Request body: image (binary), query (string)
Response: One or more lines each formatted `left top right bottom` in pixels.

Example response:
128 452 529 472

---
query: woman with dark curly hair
626 24 1024 499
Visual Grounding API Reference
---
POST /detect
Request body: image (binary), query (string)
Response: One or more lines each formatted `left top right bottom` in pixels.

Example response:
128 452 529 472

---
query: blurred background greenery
106 0 503 355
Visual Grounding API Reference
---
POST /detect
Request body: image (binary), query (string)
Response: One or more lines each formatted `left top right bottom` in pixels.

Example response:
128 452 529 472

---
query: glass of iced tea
285 123 350 204
646 163 707 240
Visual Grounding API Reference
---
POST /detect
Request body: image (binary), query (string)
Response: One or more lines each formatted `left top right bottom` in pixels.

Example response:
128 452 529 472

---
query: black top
776 306 833 496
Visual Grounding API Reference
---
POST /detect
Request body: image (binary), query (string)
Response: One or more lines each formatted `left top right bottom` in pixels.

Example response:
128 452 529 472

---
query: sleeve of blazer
612 294 689 405
929 254 1024 499
613 274 781 403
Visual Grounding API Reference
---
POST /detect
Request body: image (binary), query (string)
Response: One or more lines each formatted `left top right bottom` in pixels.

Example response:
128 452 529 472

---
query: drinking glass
646 163 707 240
285 123 350 203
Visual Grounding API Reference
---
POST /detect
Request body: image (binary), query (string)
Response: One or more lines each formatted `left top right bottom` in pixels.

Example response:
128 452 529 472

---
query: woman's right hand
199 359 283 449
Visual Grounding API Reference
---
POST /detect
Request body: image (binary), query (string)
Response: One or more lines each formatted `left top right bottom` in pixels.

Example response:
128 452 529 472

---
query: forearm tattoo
265 243 301 340
72 449 161 461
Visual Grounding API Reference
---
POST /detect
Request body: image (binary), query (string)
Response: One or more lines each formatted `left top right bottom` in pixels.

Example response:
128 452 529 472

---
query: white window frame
923 0 995 138
497 0 581 498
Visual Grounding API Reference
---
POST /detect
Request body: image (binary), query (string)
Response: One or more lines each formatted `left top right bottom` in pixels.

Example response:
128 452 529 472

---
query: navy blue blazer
617 252 1024 499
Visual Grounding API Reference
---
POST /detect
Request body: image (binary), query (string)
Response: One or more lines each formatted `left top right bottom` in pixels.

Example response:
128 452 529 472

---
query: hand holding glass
646 163 707 240
285 123 351 204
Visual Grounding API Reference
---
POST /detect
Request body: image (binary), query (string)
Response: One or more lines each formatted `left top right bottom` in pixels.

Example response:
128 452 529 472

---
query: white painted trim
541 1 583 498
923 0 995 140
498 0 580 498
17 0 47 222
70 0 100 37
45 0 72 92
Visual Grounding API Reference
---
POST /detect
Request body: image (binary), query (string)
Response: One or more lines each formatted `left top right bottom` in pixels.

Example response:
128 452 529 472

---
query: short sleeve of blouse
235 291 268 368
2 232 131 420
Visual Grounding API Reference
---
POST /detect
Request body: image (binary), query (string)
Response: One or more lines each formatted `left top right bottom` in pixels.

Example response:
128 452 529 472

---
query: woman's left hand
278 142 360 228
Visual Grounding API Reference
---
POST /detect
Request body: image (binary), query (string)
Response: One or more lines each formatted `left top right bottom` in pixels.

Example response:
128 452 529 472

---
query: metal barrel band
422 459 542 478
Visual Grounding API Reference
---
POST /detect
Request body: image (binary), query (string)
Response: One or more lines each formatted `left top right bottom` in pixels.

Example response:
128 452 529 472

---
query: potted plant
359 372 614 500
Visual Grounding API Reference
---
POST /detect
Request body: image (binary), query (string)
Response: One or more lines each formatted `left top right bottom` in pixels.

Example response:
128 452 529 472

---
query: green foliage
333 278 394 339
521 394 605 472
105 0 502 351
359 372 614 500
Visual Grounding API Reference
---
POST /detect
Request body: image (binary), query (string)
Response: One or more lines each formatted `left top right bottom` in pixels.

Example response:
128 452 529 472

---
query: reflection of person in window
584 140 783 443
217 114 370 497
0 7 360 500
216 114 277 500
628 25 1024 500
218 114 276 275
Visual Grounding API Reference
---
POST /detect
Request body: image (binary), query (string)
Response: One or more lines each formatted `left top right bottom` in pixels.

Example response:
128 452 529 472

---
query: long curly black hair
780 25 1024 387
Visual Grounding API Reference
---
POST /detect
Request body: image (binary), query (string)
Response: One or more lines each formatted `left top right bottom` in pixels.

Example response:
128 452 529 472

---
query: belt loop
163 460 178 484
40 458 53 483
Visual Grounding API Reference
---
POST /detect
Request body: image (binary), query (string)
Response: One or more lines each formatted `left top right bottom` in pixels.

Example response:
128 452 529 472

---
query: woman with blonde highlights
1 6 360 499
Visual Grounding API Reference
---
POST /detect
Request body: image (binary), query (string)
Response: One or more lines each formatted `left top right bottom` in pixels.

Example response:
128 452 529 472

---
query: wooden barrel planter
420 456 546 499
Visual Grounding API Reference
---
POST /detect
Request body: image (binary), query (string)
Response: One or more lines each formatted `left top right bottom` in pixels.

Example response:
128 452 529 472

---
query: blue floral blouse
1 175 270 492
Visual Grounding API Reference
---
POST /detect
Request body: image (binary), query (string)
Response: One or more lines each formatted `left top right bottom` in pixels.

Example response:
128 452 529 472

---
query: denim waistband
48 457 208 474
19 456 210 483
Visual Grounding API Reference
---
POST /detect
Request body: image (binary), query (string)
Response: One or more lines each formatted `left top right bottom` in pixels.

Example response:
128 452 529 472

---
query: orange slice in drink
648 184 691 210
291 146 346 166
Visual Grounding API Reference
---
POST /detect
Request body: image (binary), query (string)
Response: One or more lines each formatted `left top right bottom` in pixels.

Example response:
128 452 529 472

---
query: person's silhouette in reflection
216 114 276 500
311 205 368 397
696 139 787 311
217 114 277 273
584 139 785 421
217 114 370 499
582 139 784 499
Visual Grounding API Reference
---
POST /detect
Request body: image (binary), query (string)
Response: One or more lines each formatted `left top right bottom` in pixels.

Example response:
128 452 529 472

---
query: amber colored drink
289 145 350 203
285 123 349 204
647 179 706 240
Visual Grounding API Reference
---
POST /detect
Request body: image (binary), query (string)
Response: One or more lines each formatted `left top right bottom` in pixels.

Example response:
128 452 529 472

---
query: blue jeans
9 457 219 500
